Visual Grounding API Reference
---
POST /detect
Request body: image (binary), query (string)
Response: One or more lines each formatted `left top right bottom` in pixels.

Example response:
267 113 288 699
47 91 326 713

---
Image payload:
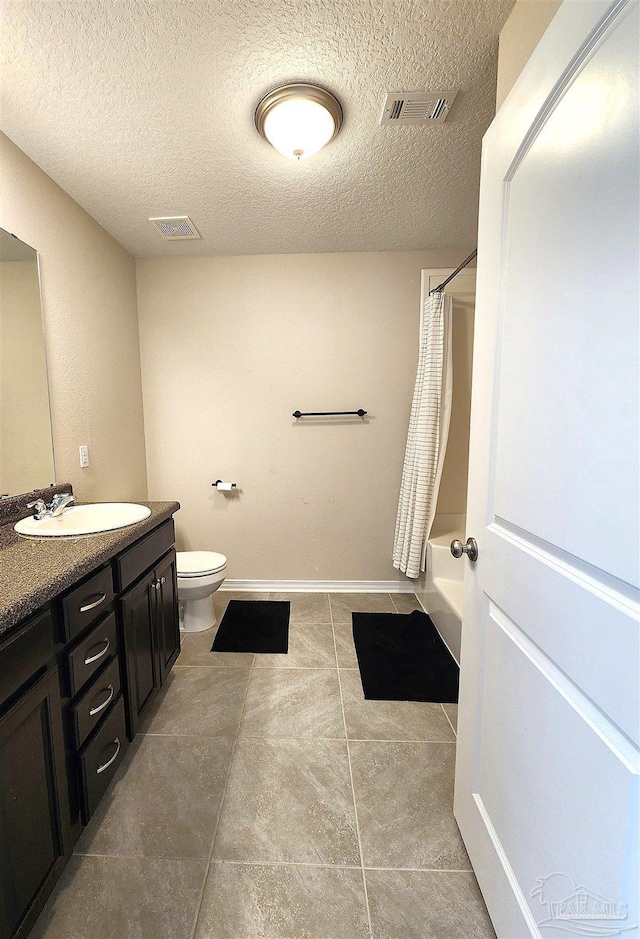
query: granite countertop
0 499 180 637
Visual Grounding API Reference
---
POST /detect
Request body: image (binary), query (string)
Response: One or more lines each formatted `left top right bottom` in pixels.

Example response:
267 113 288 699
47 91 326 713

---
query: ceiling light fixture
255 83 343 161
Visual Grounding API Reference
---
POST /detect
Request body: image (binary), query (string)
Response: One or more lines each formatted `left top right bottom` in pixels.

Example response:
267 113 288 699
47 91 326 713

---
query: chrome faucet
50 493 75 516
26 493 75 520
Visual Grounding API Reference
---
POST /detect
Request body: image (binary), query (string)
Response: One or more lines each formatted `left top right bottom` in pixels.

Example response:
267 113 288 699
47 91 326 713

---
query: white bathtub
425 516 465 664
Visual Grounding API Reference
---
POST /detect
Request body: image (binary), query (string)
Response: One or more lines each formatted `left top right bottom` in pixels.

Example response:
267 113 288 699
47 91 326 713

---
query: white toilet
176 550 228 632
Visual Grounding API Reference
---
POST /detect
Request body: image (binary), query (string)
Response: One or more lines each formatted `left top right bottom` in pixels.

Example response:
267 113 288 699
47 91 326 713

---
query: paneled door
454 2 639 937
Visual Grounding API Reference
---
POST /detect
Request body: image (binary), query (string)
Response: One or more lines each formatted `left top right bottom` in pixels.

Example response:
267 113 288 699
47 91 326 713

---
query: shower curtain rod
429 248 477 295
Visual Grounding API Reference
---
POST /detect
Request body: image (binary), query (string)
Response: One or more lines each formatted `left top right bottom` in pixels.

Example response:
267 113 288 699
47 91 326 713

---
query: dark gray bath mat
352 609 459 702
211 599 290 653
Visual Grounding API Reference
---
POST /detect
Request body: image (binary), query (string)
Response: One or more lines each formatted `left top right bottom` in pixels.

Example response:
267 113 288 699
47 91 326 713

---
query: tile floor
31 592 496 939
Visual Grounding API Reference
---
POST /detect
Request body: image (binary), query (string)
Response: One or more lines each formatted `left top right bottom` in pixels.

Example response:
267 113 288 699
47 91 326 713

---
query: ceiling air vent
380 90 458 125
149 216 201 240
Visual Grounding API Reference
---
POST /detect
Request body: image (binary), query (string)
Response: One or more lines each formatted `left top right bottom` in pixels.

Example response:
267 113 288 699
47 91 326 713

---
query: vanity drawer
62 566 114 642
115 518 175 592
79 694 127 821
0 607 55 710
70 655 121 749
67 612 118 697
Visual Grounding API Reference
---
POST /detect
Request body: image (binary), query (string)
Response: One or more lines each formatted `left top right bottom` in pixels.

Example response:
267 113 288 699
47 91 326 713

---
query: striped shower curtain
393 290 453 578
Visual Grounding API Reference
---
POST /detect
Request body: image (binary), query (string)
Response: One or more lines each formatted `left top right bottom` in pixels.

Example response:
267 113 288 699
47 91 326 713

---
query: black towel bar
292 409 367 418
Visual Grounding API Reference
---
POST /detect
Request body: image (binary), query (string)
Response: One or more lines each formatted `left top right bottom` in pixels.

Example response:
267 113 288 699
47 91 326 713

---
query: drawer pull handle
89 683 115 716
79 593 107 614
84 637 110 665
96 737 121 774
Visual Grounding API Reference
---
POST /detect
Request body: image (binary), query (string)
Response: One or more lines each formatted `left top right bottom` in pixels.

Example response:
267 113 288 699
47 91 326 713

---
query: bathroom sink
14 503 151 537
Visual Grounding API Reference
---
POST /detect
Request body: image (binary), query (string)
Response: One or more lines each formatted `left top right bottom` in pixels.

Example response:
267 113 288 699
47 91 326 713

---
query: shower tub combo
424 514 465 664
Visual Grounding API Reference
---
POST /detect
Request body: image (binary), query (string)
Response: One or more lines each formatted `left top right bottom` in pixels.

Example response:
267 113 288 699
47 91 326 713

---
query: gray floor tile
29 855 207 939
366 869 496 938
32 582 486 939
269 591 331 624
194 862 370 939
350 741 471 870
240 668 344 739
340 669 456 742
213 738 360 865
177 627 254 668
75 734 233 859
255 621 336 668
333 621 359 668
140 666 250 737
329 592 397 623
442 702 458 733
390 593 421 614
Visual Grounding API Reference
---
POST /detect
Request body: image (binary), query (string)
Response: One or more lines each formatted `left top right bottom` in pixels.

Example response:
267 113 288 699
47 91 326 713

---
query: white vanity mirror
0 227 55 496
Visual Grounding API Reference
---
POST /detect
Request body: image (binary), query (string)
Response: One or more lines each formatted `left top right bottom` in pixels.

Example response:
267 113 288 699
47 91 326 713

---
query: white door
454 2 639 938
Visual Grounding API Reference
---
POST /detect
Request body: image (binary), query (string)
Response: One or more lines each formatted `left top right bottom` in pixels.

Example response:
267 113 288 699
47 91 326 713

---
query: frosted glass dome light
255 83 343 161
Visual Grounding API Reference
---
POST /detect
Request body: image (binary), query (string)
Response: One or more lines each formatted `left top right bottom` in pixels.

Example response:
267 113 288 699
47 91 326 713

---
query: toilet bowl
176 550 227 632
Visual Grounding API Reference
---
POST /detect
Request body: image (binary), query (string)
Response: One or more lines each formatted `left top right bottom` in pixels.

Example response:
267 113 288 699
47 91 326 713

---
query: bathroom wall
496 0 562 109
0 133 148 501
137 249 464 584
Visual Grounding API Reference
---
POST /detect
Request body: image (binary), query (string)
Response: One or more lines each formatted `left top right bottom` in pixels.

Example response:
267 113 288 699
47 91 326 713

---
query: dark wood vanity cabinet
0 612 72 939
0 514 179 939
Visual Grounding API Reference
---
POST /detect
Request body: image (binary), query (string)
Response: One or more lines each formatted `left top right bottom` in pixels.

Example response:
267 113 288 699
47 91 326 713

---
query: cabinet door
0 667 72 939
120 573 157 738
155 551 180 686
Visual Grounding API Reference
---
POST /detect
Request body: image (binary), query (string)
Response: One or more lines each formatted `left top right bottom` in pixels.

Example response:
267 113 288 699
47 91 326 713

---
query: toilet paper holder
213 480 237 490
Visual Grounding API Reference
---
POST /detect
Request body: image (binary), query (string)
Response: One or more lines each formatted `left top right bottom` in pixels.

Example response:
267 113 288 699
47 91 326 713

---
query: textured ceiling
1 0 515 258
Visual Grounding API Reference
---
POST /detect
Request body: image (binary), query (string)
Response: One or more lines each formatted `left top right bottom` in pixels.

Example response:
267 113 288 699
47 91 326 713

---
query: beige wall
137 250 463 583
496 0 563 109
0 133 148 501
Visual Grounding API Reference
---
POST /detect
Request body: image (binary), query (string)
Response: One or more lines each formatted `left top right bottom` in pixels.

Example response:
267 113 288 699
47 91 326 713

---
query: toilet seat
177 550 227 577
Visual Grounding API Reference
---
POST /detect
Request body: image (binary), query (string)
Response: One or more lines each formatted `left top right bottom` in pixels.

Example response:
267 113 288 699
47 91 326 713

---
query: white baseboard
221 579 417 593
